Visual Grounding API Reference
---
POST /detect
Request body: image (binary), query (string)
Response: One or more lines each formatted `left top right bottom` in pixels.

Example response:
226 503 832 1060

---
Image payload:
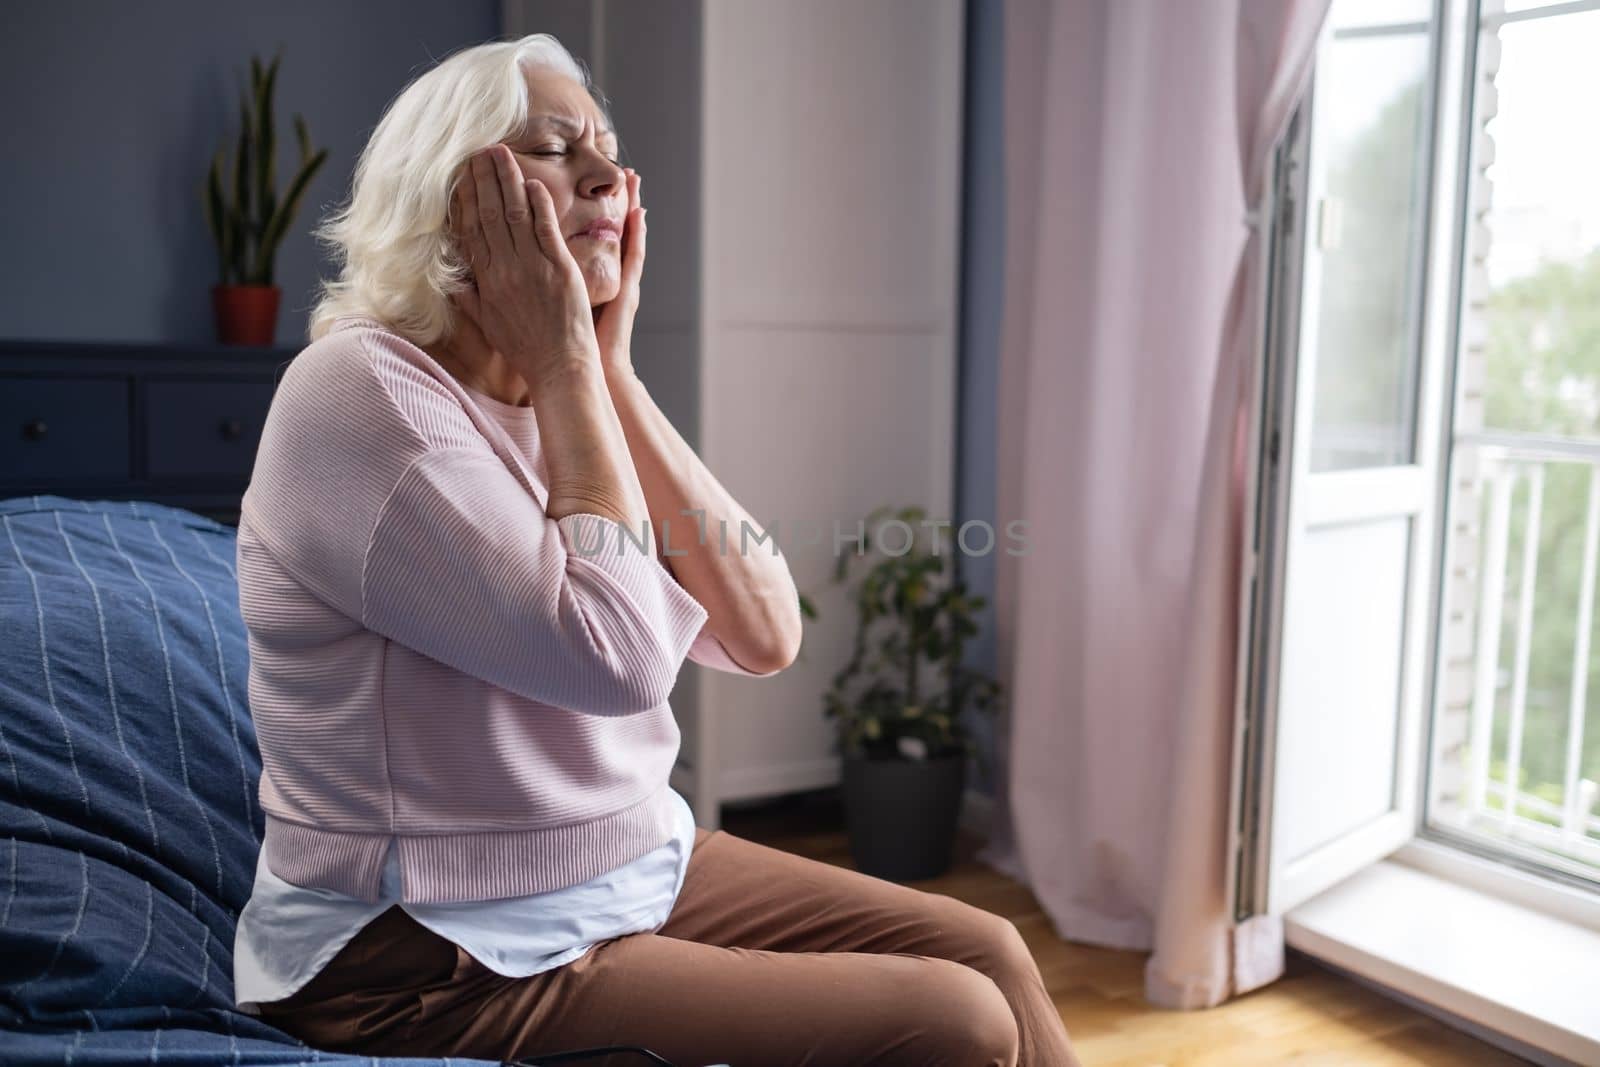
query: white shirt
234 787 699 1013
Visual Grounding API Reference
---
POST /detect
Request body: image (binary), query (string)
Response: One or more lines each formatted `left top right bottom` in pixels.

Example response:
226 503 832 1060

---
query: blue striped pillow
0 495 488 1065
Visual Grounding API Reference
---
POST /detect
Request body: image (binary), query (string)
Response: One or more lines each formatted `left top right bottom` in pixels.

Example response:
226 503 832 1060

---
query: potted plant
202 50 328 346
817 504 1004 881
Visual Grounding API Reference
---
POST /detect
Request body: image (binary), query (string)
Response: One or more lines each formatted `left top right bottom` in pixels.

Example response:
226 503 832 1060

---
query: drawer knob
23 419 47 441
219 416 244 441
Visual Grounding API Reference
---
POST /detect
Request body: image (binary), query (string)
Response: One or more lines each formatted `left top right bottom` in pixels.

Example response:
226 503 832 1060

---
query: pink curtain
979 0 1331 1009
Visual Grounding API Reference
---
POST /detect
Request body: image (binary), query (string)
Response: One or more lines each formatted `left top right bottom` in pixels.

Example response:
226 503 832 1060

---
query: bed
0 494 711 1066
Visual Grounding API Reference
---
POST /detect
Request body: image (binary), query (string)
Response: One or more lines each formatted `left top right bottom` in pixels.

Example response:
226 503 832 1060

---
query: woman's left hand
593 168 646 378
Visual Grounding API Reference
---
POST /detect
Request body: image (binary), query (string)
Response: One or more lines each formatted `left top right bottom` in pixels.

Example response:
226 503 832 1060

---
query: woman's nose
584 165 625 200
574 148 623 192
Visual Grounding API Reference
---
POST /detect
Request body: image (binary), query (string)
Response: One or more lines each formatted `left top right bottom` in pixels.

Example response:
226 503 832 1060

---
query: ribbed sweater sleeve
360 446 711 715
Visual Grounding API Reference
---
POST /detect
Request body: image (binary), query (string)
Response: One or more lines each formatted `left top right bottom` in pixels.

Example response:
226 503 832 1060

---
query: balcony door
1233 0 1469 916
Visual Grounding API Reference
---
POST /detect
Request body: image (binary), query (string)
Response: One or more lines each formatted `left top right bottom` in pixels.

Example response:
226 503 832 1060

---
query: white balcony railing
1454 431 1600 873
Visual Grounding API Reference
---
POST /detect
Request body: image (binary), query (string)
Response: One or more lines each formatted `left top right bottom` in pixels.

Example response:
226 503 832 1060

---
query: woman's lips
573 218 622 242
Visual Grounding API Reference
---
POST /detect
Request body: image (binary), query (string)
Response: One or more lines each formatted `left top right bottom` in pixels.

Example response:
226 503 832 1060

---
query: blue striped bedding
0 495 495 1066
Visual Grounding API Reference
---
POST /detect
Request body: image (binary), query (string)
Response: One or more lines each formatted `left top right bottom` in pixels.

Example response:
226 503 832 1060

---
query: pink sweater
238 316 781 905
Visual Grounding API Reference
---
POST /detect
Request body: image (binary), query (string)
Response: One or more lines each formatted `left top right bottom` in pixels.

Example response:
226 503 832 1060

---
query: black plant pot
841 749 967 881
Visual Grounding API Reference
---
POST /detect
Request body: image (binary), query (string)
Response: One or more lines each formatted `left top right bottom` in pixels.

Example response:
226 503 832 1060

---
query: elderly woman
231 31 1083 1067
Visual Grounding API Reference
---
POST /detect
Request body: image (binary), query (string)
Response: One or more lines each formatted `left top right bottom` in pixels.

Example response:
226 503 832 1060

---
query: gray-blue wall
1 1 501 346
958 0 1005 797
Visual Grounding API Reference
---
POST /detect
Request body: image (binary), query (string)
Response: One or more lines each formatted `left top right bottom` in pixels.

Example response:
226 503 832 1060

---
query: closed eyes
527 145 621 165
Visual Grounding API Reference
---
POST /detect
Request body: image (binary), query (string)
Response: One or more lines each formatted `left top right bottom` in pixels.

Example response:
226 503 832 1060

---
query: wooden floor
720 790 1529 1067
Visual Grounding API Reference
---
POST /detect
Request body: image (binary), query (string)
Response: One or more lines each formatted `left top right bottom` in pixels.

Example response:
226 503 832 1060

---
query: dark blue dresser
1 339 299 525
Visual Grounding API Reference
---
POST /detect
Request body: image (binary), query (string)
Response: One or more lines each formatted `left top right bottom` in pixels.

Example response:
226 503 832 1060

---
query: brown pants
255 825 1086 1067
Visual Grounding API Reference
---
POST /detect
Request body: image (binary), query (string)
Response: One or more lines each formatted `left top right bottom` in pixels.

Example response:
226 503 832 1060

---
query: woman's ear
449 284 482 335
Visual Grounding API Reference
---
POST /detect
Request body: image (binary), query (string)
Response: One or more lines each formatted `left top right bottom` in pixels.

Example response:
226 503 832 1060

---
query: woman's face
502 66 628 307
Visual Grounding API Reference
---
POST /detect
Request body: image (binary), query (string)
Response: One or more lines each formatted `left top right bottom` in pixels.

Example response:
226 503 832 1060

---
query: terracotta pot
212 284 282 346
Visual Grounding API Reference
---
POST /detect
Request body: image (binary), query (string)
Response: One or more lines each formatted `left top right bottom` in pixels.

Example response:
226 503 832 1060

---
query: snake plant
203 51 328 286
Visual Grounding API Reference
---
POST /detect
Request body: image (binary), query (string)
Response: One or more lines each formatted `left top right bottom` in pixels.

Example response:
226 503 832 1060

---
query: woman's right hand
449 144 599 386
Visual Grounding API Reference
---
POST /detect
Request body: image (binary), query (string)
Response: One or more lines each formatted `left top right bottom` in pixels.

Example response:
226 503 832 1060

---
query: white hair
307 34 612 346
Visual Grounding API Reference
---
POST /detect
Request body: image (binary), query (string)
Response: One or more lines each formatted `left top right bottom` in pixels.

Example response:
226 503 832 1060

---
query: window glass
1306 21 1434 472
